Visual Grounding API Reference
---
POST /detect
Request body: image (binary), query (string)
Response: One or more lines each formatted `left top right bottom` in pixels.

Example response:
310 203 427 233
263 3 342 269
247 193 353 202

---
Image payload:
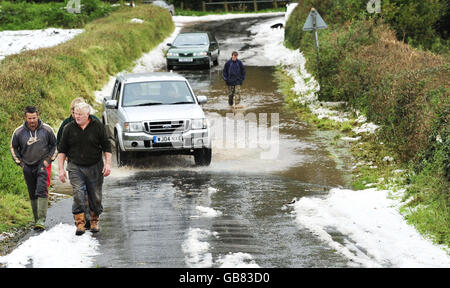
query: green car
166 32 220 70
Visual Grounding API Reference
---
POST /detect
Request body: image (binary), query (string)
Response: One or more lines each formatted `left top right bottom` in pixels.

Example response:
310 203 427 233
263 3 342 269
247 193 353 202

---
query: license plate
179 58 193 62
153 135 183 143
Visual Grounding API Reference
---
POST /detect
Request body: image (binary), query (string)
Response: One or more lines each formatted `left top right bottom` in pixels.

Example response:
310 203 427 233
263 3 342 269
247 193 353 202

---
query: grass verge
275 65 449 248
284 3 449 247
0 5 174 236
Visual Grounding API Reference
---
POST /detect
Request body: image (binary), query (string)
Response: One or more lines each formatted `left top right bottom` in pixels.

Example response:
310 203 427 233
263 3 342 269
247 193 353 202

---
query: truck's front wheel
194 148 212 166
115 134 129 167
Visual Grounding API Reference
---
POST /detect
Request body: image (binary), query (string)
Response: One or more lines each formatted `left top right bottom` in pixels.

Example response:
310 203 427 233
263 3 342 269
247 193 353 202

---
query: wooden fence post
254 0 257 11
224 1 228 12
202 1 206 12
273 1 278 9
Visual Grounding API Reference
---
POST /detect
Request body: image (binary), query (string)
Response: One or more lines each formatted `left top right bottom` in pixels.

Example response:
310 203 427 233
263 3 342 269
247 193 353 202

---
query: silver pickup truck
102 72 211 166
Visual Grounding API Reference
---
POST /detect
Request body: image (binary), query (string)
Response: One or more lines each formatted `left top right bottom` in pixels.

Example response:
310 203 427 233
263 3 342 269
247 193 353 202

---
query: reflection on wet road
93 16 352 267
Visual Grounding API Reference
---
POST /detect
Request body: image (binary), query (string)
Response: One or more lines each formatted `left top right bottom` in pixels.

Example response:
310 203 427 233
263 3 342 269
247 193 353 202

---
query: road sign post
303 8 327 97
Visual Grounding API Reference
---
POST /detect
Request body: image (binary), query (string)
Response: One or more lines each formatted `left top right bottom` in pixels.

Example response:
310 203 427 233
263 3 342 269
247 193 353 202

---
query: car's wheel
205 57 212 70
167 63 173 71
194 148 212 166
115 134 128 167
213 57 219 66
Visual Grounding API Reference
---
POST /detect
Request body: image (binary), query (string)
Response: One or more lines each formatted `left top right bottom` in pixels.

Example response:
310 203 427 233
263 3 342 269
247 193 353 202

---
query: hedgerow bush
285 0 448 54
285 2 449 245
0 0 115 31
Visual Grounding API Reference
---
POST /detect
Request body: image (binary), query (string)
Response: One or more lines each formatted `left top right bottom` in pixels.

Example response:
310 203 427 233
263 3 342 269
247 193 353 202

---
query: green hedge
0 5 174 232
285 0 449 54
0 0 116 31
285 3 449 245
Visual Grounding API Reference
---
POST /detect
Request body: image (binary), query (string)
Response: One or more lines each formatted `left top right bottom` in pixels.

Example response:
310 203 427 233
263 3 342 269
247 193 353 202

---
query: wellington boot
228 94 234 106
74 213 86 236
34 197 47 231
30 199 38 224
84 196 91 230
235 93 240 105
89 212 99 233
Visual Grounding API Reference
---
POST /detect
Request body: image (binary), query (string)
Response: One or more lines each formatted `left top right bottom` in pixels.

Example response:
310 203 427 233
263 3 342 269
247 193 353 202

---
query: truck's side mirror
105 100 118 109
197 96 207 104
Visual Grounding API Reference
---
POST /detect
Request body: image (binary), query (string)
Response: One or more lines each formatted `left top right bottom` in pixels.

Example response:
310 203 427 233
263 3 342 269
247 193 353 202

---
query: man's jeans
67 161 104 216
23 162 51 200
228 85 241 106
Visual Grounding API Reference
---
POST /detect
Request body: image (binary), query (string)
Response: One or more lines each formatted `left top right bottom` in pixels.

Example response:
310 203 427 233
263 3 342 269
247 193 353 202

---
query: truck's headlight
124 122 143 132
167 52 179 57
191 119 207 130
194 51 208 56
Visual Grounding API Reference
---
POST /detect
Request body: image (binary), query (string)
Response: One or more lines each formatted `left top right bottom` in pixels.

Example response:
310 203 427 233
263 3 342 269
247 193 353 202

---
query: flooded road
91 16 353 267
6 16 353 268
5 14 449 270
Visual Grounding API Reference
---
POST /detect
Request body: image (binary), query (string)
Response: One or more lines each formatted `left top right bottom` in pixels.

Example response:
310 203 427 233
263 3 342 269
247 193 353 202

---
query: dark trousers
23 162 51 200
228 85 241 105
67 161 104 216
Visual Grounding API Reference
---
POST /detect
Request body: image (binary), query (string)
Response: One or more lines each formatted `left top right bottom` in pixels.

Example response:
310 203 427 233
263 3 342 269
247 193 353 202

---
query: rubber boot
89 211 99 233
84 194 91 230
34 197 47 231
235 90 240 105
30 199 38 224
228 94 234 106
74 213 86 236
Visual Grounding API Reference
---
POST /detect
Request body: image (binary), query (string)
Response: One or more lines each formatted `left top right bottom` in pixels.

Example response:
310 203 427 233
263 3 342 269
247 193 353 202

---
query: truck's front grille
144 120 186 134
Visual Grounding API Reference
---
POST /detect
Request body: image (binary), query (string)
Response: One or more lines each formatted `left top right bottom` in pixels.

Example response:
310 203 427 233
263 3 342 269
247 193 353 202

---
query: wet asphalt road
20 16 354 267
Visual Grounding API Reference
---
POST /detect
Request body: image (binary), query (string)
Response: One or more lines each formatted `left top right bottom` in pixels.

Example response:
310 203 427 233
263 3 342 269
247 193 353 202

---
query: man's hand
57 153 67 183
59 169 67 183
103 152 112 177
102 163 111 177
43 160 49 168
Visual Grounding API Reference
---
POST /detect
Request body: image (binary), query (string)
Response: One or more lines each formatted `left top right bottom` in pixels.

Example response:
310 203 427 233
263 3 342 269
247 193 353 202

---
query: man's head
24 106 39 131
231 51 238 62
73 102 91 127
70 97 85 118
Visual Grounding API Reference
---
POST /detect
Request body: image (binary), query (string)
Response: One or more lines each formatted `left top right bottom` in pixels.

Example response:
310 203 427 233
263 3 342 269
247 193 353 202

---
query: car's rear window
122 81 195 107
173 33 209 46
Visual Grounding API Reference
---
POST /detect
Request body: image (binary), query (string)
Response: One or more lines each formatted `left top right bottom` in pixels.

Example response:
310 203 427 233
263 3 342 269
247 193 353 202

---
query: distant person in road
10 106 57 231
56 97 100 230
222 51 246 106
57 102 112 236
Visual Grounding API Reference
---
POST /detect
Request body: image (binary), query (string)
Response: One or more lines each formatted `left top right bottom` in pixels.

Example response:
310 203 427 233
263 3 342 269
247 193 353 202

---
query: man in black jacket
57 102 112 236
222 51 246 106
56 97 100 230
10 106 57 231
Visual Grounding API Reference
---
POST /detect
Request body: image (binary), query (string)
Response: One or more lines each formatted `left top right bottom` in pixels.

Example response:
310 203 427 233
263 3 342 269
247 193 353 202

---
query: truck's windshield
122 81 194 107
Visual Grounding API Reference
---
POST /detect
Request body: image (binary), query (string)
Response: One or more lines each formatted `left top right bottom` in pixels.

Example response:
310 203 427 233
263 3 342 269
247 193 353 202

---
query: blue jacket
222 58 246 86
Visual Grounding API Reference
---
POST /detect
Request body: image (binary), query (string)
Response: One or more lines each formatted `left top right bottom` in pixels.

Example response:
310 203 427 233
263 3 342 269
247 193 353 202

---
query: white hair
74 102 92 115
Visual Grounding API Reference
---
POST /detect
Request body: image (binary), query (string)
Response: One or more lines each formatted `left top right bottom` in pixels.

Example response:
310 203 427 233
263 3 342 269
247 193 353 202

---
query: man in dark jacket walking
56 97 100 230
222 51 246 106
58 102 112 236
10 106 57 231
